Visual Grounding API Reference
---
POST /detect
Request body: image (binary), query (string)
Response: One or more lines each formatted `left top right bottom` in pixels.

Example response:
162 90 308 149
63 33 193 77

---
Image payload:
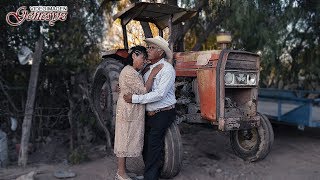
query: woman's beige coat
114 65 147 157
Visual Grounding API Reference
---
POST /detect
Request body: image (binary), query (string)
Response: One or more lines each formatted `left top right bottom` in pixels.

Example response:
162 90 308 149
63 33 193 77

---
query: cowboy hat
144 36 173 60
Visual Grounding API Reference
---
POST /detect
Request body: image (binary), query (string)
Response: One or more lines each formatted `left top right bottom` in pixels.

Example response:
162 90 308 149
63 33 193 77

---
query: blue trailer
258 88 320 130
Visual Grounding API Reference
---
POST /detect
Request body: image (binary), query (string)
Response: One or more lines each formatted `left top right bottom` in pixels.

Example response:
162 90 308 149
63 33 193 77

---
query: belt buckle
149 109 160 116
147 111 156 116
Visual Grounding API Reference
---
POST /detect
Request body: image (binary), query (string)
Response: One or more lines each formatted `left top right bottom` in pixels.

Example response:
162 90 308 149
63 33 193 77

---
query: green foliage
79 110 96 126
0 1 116 146
220 0 320 89
1 0 111 72
68 147 89 164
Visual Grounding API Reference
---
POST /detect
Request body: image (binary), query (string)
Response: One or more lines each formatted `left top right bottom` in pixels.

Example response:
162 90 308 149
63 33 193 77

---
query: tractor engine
174 50 261 131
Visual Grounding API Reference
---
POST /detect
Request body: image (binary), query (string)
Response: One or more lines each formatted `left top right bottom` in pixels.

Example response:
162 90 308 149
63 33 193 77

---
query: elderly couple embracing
114 36 176 180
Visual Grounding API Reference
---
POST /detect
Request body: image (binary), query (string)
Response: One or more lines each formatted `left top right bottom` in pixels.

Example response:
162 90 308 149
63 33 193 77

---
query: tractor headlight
247 74 257 85
224 71 258 86
224 72 234 85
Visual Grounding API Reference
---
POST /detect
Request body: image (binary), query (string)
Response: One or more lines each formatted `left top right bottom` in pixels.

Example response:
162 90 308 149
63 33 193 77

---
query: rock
16 171 36 180
46 136 52 143
97 145 106 151
307 93 319 99
216 168 222 173
134 175 144 180
53 170 76 179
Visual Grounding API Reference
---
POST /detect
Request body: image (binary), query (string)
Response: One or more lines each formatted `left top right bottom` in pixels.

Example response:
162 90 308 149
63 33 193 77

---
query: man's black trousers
143 108 176 180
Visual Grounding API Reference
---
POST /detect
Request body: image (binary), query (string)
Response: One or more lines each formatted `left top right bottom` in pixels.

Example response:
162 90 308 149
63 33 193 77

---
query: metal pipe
216 32 231 50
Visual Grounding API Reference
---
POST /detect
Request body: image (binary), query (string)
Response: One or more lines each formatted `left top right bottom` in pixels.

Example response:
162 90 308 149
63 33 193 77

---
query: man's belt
147 105 175 116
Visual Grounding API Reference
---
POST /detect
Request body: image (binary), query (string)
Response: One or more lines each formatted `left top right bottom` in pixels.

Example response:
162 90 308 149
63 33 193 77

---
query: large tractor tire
161 123 183 179
91 58 124 141
230 113 274 162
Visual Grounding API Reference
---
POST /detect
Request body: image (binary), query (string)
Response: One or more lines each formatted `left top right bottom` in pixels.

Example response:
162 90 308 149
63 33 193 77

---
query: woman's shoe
134 175 144 180
115 173 132 180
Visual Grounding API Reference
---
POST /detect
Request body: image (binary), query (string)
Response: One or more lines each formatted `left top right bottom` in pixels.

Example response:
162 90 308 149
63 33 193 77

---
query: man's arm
131 68 175 104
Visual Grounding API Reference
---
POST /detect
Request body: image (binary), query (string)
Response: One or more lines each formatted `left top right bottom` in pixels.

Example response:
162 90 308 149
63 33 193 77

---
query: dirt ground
1 123 320 180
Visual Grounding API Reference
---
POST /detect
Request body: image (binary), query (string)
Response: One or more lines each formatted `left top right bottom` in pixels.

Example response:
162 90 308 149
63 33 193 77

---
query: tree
221 0 320 89
1 0 116 166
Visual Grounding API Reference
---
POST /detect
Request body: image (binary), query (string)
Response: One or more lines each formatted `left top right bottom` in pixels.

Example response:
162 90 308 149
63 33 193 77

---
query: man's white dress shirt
132 58 176 111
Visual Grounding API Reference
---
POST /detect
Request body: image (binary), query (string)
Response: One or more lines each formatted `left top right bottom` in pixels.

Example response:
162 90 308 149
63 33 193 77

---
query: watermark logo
6 6 68 26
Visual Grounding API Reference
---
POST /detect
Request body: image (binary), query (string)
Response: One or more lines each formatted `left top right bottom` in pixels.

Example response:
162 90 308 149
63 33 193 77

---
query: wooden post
159 29 163 37
122 23 128 49
140 22 153 38
18 36 43 167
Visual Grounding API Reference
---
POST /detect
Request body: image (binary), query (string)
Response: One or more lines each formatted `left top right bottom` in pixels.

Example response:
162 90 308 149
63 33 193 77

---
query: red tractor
92 2 273 178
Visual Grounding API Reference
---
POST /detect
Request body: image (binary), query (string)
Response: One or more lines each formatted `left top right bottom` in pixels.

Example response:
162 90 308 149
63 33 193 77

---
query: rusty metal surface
174 50 220 77
217 50 229 124
224 104 257 118
225 88 258 117
216 50 260 130
176 113 209 124
174 50 220 62
115 49 129 59
196 68 217 122
176 70 197 77
176 50 261 129
219 116 260 131
102 49 128 59
225 60 257 70
225 53 259 70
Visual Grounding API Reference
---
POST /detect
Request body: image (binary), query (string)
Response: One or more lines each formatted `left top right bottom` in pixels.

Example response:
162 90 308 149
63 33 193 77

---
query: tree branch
191 15 224 51
0 78 19 113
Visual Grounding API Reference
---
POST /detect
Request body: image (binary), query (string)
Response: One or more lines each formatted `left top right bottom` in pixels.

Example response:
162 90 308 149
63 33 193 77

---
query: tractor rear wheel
91 58 123 141
230 114 274 162
161 123 183 179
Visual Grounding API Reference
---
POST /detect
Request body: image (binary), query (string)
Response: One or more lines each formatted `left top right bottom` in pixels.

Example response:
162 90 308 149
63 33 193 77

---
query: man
123 36 176 180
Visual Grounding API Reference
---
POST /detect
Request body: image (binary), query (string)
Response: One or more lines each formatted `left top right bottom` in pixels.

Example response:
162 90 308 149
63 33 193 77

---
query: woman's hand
144 63 164 92
123 93 133 103
150 63 164 77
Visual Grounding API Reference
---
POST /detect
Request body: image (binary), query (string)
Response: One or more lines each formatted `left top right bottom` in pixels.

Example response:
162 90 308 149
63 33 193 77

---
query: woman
114 46 163 180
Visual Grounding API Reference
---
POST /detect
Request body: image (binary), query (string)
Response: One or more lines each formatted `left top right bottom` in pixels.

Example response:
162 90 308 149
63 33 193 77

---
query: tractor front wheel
230 114 274 162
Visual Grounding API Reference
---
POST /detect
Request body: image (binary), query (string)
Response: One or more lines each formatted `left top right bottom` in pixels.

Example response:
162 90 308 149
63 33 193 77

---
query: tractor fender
101 49 129 64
